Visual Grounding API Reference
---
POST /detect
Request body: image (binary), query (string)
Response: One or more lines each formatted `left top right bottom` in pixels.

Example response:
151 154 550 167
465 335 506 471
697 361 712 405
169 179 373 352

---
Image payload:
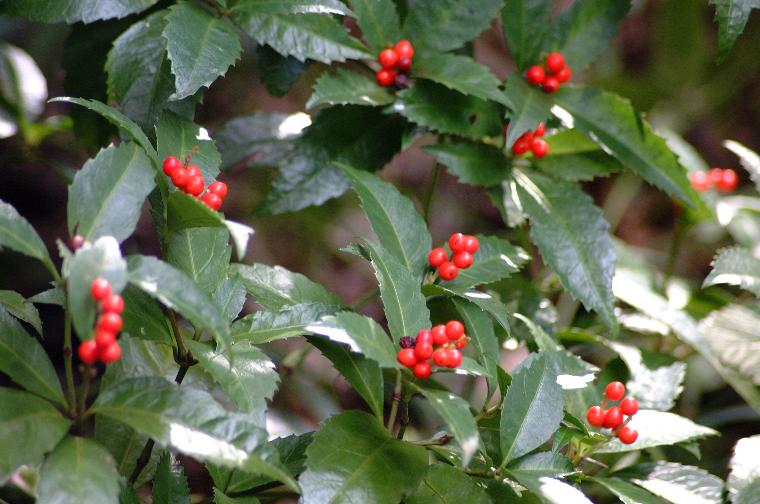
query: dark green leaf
501 0 553 70
404 0 503 52
233 302 340 343
256 44 310 97
415 53 508 105
504 75 553 148
0 289 42 335
0 0 158 23
231 263 341 310
157 111 222 184
306 311 399 368
507 451 573 480
231 0 351 15
447 234 530 290
166 191 226 231
704 246 760 296
306 69 393 109
406 464 491 504
513 313 559 352
710 0 760 61
215 112 298 170
0 198 54 272
153 453 190 504
423 141 510 187
534 148 621 181
700 304 760 385
596 410 717 453
424 284 511 334
167 227 231 295
452 298 500 397
30 286 65 306
619 462 724 504
213 274 247 322
121 285 174 346
299 411 427 503
592 477 662 504
349 0 401 53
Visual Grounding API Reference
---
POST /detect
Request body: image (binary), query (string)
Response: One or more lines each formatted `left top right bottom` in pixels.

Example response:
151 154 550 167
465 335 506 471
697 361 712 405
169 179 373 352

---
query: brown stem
386 371 402 433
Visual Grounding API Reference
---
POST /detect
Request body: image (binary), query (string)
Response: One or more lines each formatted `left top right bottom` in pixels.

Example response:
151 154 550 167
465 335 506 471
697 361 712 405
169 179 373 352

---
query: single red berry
202 192 223 211
531 138 549 158
186 165 201 178
534 123 546 137
185 175 205 196
512 137 531 155
542 76 560 94
397 57 412 72
95 329 116 348
526 65 546 85
378 48 399 69
97 312 123 333
453 251 474 269
449 233 466 253
91 278 111 301
208 181 228 198
397 348 418 368
520 130 535 143
620 397 639 416
415 341 434 360
376 69 396 87
101 294 124 314
68 235 85 251
555 66 572 83
455 337 468 349
462 235 479 254
690 171 711 192
445 320 465 340
432 347 451 367
438 262 458 281
717 169 739 192
395 40 414 59
78 340 98 364
447 349 463 368
432 324 448 345
603 406 624 429
617 426 638 445
708 167 724 185
171 168 189 188
428 247 448 268
162 156 181 176
586 405 605 426
99 342 122 364
416 329 433 346
413 360 432 379
546 52 565 73
605 381 626 401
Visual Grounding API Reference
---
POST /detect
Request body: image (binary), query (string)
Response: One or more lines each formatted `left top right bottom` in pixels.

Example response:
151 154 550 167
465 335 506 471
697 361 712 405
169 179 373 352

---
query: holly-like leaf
166 191 226 231
157 111 222 184
596 410 717 453
0 388 70 481
704 246 760 297
233 302 339 343
503 75 553 149
257 44 311 97
397 81 503 139
68 143 155 243
452 298 500 397
700 304 760 385
415 53 507 105
215 112 299 170
403 0 503 52
121 286 174 346
728 435 760 503
592 477 662 504
232 0 351 15
213 274 247 322
515 170 617 331
348 0 401 53
424 284 511 335
0 199 55 273
0 0 158 23
710 0 760 61
0 290 42 335
423 141 509 188
299 411 427 503
447 234 530 290
152 453 190 504
231 263 341 310
609 341 685 410
167 227 231 295
406 464 491 504
724 140 760 192
619 462 724 504
534 132 622 181
306 69 393 109
501 0 553 71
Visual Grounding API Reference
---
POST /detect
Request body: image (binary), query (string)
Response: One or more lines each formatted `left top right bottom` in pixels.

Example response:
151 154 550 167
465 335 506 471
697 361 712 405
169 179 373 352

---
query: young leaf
306 69 394 109
703 246 760 296
0 0 158 23
299 411 427 503
0 289 42 335
403 0 503 52
0 199 55 273
503 75 553 148
592 477 663 504
423 141 510 188
231 263 341 310
501 0 553 71
167 227 231 295
406 464 491 504
595 410 717 453
447 234 530 290
452 298 500 398
415 53 508 105
67 142 155 243
728 435 760 502
619 462 724 504
515 170 617 331
156 111 222 184
152 453 190 504
121 286 174 346
700 304 760 385
710 0 759 61
37 437 120 504
348 0 401 53
233 302 340 343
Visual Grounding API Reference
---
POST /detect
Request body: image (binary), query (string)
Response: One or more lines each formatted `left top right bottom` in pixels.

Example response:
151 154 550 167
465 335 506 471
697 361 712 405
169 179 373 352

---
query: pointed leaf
257 44 311 97
233 302 340 343
157 111 222 184
306 69 393 109
609 341 686 410
415 53 507 105
153 453 190 504
0 289 42 335
447 234 530 290
214 489 261 503
166 191 226 231
0 199 54 273
167 227 231 295
423 141 510 187
452 298 500 397
0 0 158 23
231 263 341 310
121 286 174 346
424 284 511 335
710 0 760 61
213 274 247 322
348 0 401 53
704 246 760 296
504 75 554 150
535 131 622 181
592 477 663 504
406 464 491 504
501 0 553 71
404 0 503 52
724 140 760 192
507 451 573 480
619 462 724 504
231 0 351 15
596 410 717 453
700 304 760 385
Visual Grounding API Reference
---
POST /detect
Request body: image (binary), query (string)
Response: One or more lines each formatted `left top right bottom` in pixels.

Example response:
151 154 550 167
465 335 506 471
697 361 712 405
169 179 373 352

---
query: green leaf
592 477 662 504
423 141 510 187
299 411 427 503
340 164 432 277
213 274 247 322
501 0 553 70
348 0 401 53
167 227 231 295
0 198 54 272
215 111 299 170
233 302 339 343
308 336 385 420
403 0 503 52
700 304 760 385
231 0 351 15
499 352 564 465
0 388 70 481
127 255 231 354
735 481 760 504
0 0 158 23
230 10 370 63
534 148 622 182
503 75 554 150
164 2 241 100
30 286 65 306
415 53 507 105
37 437 120 504
710 0 760 61
507 451 573 479
542 0 631 70
166 191 226 231
723 140 760 192
68 142 155 243
0 289 42 335
452 298 500 397
406 464 491 504
214 489 261 504
551 86 699 207
513 476 593 504
0 41 47 133
157 111 222 184
728 435 760 503
397 81 503 139
704 246 760 296
619 462 724 504
609 341 686 410
306 69 393 109
231 263 341 310
153 453 190 504
447 234 530 290
515 170 617 331
424 284 511 335
513 313 559 352
121 286 174 346
596 410 717 453
257 45 310 97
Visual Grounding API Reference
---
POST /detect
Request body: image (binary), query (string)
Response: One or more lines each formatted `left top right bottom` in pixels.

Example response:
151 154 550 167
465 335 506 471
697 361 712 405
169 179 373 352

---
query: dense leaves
404 0 503 52
0 0 158 24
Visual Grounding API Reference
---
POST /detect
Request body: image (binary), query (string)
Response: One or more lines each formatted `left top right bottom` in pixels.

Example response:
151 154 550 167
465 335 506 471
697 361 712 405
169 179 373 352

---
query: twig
63 310 77 417
386 371 402 433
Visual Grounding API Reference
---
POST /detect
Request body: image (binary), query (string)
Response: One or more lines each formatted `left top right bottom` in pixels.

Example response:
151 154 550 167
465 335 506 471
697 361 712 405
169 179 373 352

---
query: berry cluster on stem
397 321 469 379
586 381 640 444
376 40 414 89
689 167 739 193
162 154 228 211
428 233 480 281
78 278 124 365
526 52 571 93
510 122 548 158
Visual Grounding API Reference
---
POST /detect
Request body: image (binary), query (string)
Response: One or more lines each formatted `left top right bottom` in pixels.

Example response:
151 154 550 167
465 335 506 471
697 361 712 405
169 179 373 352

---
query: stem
77 365 92 417
63 310 77 417
423 163 442 224
349 287 379 311
168 310 190 363
396 398 410 439
386 371 402 433
412 434 453 446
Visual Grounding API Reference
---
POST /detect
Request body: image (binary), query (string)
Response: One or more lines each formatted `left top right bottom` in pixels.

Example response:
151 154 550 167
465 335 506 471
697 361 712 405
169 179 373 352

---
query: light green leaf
166 191 226 231
30 286 65 306
0 42 46 130
213 274 247 322
348 0 401 53
452 297 500 397
724 139 760 192
0 198 54 273
0 290 42 335
620 462 724 504
700 304 760 385
404 0 503 52
592 477 662 504
306 69 393 109
710 0 760 61
609 341 686 410
423 141 510 187
729 435 760 503
167 227 231 295
501 0 553 70
507 451 573 480
704 246 760 296
415 53 507 105
0 0 158 23
534 129 623 181
735 481 760 504
231 263 341 310
406 464 491 504
152 453 190 504
232 302 339 343
447 234 530 290
157 111 222 184
514 476 593 504
513 313 559 352
214 488 261 503
503 75 553 154
596 410 717 453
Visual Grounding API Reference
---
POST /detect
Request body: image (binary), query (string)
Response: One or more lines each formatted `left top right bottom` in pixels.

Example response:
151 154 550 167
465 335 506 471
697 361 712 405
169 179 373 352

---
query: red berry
99 342 122 364
586 405 605 426
97 312 123 333
717 169 739 192
202 192 223 211
101 294 124 314
531 138 549 158
376 69 395 87
690 171 711 192
542 76 560 94
526 65 546 85
555 66 572 83
90 278 111 301
512 137 531 155
171 168 189 188
208 181 228 198
397 57 412 72
447 349 462 368
455 337 468 349
603 406 624 429
95 329 116 348
453 251 474 269
415 341 434 360
186 165 201 178
546 52 565 73
397 348 418 368
438 262 458 281
620 397 639 416
68 235 85 251
416 329 433 346
378 48 399 69
428 247 448 268
708 167 724 185
185 175 205 196
617 426 638 445
605 381 626 401
445 320 465 340
395 40 414 60
432 324 448 345
78 340 98 364
462 235 479 254
432 347 451 367
413 360 432 379
534 123 546 137
449 233 466 253
162 156 181 176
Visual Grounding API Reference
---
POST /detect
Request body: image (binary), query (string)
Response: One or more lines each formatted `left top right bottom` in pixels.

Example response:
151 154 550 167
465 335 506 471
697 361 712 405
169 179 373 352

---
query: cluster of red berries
586 381 640 445
375 40 414 88
525 52 571 94
397 321 469 379
162 155 228 211
77 278 124 365
689 167 739 193
511 123 549 158
428 233 480 281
